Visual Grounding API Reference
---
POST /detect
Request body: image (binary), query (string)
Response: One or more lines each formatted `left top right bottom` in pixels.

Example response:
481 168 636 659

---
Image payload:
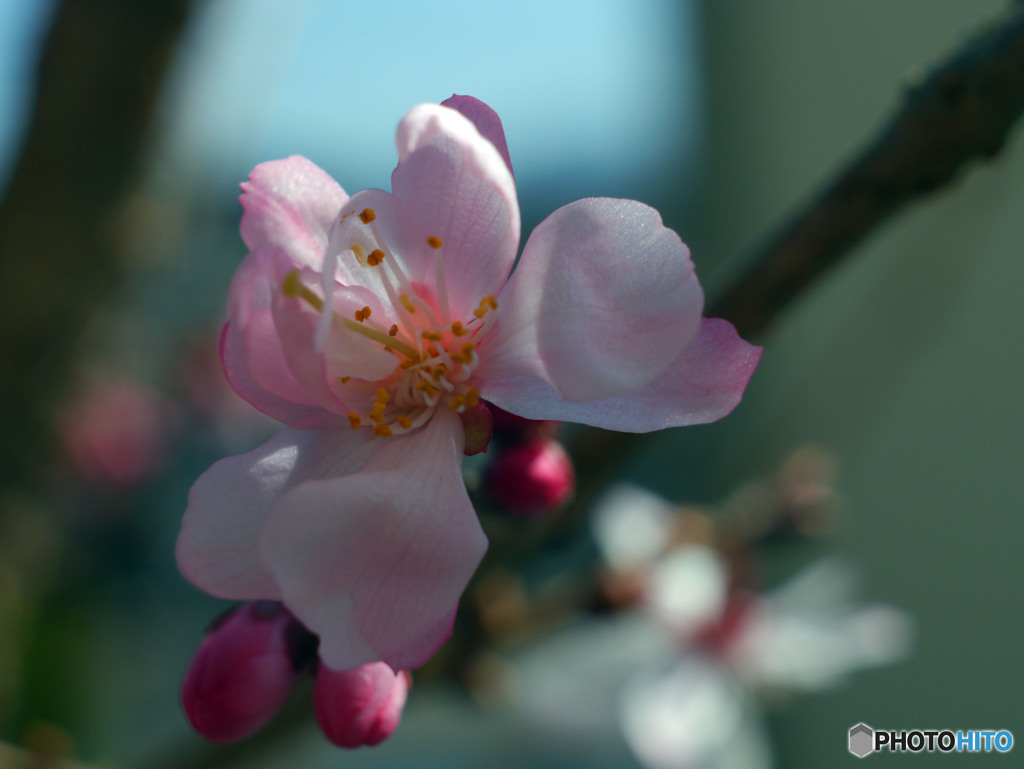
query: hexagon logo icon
849 723 875 758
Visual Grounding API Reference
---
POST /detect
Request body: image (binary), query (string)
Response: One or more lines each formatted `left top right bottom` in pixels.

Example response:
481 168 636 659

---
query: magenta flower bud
314 661 411 748
486 437 575 516
181 602 313 742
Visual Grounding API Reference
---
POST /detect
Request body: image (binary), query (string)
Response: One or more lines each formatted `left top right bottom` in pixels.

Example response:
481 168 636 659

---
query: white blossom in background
515 483 914 769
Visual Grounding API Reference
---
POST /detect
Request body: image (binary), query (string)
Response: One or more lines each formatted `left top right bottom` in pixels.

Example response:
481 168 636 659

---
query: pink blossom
176 96 761 673
181 602 310 742
315 662 410 748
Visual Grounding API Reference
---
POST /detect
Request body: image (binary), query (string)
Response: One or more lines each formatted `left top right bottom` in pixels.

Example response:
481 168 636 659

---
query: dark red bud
486 437 574 516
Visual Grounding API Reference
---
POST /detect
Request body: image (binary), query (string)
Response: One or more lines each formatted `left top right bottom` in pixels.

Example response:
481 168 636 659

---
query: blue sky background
0 0 702 206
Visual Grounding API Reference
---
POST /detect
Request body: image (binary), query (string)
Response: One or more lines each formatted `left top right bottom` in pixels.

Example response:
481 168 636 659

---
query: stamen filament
430 239 451 324
341 317 418 360
315 252 338 352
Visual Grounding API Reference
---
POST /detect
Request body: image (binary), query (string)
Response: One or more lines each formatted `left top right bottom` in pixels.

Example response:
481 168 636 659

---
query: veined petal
392 103 520 316
240 156 347 270
260 409 487 670
480 198 703 402
328 188 434 293
270 258 398 416
481 319 762 432
222 247 337 428
176 427 375 600
440 94 514 177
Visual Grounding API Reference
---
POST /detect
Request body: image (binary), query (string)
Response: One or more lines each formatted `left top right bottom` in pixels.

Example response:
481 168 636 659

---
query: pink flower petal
222 248 337 428
480 198 704 402
391 103 520 317
328 188 434 293
271 263 398 413
481 318 762 431
240 156 347 270
176 427 376 600
260 410 487 670
440 94 513 177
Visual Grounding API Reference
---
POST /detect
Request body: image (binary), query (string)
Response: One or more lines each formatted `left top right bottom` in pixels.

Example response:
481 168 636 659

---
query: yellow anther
448 395 467 411
415 381 438 395
346 413 362 429
473 297 497 318
359 208 376 224
400 294 416 313
341 376 351 384
281 270 301 297
398 415 413 429
426 235 443 249
281 269 324 311
450 321 468 337
431 364 447 382
367 249 385 267
375 388 390 404
465 387 480 406
421 330 443 342
452 341 476 364
374 423 393 437
389 324 399 337
354 305 372 322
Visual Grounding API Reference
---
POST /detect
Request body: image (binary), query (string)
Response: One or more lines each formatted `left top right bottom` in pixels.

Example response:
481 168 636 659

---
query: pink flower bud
314 662 411 748
486 437 574 516
181 602 311 742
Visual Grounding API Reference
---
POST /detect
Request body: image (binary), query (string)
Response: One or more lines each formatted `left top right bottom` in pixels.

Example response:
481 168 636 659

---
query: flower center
281 207 498 438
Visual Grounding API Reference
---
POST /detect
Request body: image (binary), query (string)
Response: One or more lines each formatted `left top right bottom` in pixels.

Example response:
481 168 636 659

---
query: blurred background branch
708 1 1024 337
0 0 192 497
565 0 1024 528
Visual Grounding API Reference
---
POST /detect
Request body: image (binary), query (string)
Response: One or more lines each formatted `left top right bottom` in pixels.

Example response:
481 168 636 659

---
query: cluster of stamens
281 207 497 438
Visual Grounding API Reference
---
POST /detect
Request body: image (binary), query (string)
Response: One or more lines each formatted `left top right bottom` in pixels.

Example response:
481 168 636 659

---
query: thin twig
709 3 1024 337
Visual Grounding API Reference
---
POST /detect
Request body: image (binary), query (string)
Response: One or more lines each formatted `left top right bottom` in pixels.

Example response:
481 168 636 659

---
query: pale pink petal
176 427 376 600
260 410 487 670
479 198 703 402
221 247 337 428
441 94 513 176
240 156 347 270
221 324 336 429
328 188 434 292
481 319 762 432
391 103 520 316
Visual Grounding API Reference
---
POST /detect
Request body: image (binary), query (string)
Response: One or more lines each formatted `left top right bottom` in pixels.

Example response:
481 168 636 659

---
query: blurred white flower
591 483 675 572
584 484 914 769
